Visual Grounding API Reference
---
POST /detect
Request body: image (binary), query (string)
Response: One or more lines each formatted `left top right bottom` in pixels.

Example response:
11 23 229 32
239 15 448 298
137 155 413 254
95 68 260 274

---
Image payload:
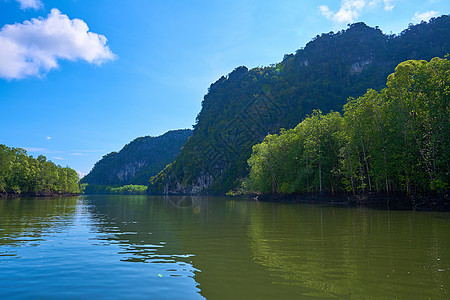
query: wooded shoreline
2 189 449 212
255 191 450 211
0 192 80 198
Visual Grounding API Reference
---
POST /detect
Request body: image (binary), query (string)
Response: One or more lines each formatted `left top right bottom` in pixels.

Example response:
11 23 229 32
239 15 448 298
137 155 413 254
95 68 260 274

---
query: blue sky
1 0 448 177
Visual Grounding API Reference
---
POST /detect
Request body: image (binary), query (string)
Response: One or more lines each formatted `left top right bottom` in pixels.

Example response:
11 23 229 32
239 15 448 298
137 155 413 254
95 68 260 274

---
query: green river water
0 195 449 299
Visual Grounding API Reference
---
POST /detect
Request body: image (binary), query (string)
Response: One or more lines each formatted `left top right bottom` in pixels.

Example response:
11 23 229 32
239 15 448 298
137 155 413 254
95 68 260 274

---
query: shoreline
0 192 80 198
3 191 449 212
254 191 450 212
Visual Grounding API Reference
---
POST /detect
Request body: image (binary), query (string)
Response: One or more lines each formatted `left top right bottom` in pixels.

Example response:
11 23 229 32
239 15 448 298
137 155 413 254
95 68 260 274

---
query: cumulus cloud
382 0 395 11
320 0 396 23
0 8 116 80
319 0 366 23
319 5 334 19
412 11 439 23
15 0 42 10
369 0 395 11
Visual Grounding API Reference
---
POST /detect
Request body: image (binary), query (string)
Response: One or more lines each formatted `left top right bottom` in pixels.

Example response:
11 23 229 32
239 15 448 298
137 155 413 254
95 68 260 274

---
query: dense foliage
82 184 147 195
245 58 449 196
0 145 80 196
81 129 192 185
148 16 450 195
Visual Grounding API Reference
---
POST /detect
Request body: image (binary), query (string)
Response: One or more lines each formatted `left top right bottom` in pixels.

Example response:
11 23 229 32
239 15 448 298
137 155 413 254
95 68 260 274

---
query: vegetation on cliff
244 58 449 198
81 129 192 186
148 16 450 194
0 145 80 196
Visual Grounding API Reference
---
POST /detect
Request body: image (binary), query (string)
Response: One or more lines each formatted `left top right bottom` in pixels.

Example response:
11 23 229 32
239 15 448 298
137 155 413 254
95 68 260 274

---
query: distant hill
81 129 192 185
148 15 450 195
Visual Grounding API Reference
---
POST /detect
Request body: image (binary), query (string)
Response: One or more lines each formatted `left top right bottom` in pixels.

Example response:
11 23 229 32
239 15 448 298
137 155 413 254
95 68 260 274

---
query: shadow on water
245 204 450 299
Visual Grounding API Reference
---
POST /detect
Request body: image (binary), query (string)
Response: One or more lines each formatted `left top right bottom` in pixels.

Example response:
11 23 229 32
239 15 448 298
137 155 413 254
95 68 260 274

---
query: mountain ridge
147 16 450 194
81 129 192 185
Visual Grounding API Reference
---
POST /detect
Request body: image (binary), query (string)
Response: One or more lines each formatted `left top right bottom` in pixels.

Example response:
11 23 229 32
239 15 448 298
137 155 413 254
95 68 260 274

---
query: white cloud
369 0 395 11
320 0 397 23
319 0 366 23
46 136 52 140
23 146 48 152
22 147 64 155
382 0 395 11
15 0 42 10
319 5 333 19
412 11 439 23
0 8 116 80
76 170 87 178
79 149 105 153
69 152 88 156
52 156 65 160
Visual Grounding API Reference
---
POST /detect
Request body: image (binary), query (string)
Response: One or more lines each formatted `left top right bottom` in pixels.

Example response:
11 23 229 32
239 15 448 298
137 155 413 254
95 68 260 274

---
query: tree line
82 184 147 195
0 145 80 196
244 58 449 197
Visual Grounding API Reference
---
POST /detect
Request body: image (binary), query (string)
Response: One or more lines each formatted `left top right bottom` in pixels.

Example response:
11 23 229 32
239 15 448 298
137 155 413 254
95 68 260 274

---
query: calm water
0 196 449 299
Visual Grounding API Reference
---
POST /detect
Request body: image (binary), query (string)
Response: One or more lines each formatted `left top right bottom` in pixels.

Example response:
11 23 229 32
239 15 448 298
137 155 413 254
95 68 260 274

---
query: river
0 195 449 299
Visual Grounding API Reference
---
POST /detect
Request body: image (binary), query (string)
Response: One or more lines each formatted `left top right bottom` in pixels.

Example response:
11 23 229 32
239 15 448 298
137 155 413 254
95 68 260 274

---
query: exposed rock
81 129 192 185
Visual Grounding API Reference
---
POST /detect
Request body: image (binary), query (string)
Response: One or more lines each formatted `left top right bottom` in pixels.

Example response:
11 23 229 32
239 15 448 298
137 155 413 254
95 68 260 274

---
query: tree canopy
0 145 80 196
245 58 449 197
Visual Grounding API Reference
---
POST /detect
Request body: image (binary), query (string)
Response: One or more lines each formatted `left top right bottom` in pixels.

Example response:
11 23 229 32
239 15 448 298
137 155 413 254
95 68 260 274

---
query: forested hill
148 16 450 195
81 129 192 185
245 58 449 203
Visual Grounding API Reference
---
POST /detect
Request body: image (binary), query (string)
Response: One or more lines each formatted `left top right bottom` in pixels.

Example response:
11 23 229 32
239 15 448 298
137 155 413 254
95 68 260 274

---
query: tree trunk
360 136 372 191
319 160 322 193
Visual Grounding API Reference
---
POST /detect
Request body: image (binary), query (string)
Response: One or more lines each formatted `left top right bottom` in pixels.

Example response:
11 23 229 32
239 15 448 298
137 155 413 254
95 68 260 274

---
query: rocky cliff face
81 129 192 185
148 16 450 195
160 174 214 195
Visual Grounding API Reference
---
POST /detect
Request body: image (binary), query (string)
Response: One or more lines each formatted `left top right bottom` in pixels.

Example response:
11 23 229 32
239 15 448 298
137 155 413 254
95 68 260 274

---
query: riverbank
255 191 450 211
0 192 80 198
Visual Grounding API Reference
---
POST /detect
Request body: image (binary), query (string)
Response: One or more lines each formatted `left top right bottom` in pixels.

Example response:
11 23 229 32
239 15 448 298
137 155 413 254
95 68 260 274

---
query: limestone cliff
81 129 192 185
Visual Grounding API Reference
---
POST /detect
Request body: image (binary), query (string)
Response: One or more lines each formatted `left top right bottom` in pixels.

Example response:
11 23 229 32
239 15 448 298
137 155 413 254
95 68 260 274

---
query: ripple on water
1 196 449 299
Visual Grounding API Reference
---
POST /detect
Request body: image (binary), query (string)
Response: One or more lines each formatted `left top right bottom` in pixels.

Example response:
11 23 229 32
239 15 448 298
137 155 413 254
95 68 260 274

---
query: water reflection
0 197 78 257
245 204 450 298
164 195 203 212
83 196 201 279
1 195 449 299
110 196 449 299
0 196 204 299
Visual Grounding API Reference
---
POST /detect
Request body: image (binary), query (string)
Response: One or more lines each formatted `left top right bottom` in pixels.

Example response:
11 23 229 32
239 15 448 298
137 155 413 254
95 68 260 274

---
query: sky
1 0 449 177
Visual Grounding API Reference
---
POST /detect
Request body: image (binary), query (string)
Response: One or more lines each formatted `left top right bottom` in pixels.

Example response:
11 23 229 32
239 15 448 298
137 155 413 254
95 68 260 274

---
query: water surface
0 196 449 299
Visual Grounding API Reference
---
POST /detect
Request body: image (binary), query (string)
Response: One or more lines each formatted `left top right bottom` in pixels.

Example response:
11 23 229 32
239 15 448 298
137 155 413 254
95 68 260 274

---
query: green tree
246 57 449 198
0 145 80 196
